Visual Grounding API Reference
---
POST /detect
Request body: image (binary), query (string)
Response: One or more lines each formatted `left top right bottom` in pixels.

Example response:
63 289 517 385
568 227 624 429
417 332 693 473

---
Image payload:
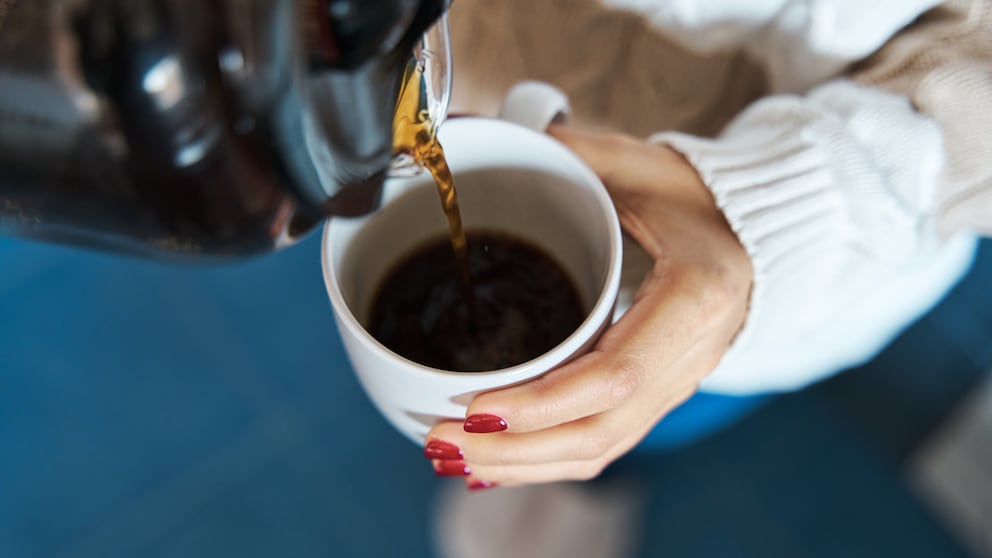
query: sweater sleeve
850 0 992 239
648 0 992 395
655 0 992 395
603 0 943 92
652 80 979 394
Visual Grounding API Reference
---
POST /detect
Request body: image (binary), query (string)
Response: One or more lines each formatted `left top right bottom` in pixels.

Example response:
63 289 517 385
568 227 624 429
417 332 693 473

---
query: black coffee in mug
369 231 585 372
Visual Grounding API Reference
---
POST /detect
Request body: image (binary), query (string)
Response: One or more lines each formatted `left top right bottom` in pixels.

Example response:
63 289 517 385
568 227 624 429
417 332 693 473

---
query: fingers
434 392 676 466
424 363 696 486
547 125 657 193
429 410 639 469
461 261 733 435
426 413 651 487
428 338 719 469
461 350 647 435
427 263 745 486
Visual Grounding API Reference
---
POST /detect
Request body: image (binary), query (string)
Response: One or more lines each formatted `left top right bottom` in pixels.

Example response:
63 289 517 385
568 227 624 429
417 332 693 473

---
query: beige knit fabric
851 0 992 237
447 0 768 138
450 0 992 238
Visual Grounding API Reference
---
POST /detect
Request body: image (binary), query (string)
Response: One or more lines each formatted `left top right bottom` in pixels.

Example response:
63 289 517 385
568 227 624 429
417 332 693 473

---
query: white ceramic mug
321 82 623 444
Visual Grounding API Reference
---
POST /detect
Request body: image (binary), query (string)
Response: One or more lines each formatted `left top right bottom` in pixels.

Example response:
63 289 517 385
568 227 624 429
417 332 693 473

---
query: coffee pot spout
286 3 452 218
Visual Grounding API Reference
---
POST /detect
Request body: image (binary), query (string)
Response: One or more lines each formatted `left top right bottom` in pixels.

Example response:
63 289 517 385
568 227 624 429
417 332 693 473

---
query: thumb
548 124 718 221
547 125 659 193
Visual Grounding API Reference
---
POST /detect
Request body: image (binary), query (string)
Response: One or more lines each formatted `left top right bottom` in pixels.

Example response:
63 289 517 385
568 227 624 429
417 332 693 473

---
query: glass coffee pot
0 0 451 258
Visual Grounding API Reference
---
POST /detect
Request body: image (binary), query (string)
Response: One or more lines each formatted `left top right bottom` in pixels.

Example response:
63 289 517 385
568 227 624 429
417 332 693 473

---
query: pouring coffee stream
391 58 472 292
378 66 590 372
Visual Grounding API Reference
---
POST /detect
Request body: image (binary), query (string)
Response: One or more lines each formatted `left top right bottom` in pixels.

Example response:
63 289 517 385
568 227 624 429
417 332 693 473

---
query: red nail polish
468 480 497 491
434 460 471 477
423 440 463 460
464 414 508 433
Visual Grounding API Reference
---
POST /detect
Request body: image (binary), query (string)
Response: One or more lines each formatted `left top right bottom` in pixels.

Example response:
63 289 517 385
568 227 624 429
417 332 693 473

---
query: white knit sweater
655 87 976 393
626 0 985 393
449 0 990 395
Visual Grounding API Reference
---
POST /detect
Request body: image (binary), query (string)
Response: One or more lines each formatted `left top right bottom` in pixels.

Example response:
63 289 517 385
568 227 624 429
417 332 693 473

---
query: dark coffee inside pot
369 231 585 372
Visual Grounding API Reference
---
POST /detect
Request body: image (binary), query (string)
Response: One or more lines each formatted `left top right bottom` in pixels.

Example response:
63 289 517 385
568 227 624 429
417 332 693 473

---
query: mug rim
321 116 623 381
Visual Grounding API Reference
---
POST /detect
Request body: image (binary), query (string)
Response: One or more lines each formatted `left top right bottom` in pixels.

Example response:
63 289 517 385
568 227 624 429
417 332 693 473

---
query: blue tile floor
2 235 990 558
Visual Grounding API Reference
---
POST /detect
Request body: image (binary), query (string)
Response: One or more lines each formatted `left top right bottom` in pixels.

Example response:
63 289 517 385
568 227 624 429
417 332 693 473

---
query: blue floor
2 234 990 558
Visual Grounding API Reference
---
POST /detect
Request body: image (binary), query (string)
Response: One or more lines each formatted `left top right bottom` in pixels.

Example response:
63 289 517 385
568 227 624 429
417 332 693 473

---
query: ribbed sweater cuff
647 82 946 392
650 128 845 364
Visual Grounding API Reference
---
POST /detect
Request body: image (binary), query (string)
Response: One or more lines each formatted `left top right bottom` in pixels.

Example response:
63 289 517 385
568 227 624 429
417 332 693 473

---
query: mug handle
498 81 571 132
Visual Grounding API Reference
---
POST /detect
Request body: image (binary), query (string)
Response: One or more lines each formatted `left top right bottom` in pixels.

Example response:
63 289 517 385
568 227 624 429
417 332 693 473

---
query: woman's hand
423 126 753 488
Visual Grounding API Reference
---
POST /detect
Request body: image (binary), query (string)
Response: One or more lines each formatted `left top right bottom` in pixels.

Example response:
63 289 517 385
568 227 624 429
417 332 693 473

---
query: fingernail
468 480 498 491
464 414 508 433
423 440 463 460
434 460 471 477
